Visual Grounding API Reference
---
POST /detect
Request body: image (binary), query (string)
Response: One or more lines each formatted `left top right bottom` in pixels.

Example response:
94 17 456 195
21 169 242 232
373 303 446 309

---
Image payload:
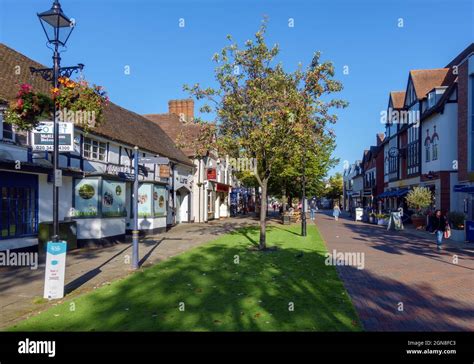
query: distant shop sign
159 164 171 178
32 121 74 152
207 168 217 181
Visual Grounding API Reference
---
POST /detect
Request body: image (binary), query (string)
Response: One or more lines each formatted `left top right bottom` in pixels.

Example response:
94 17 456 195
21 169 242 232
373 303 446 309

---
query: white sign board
32 122 74 152
139 156 170 165
55 170 63 187
43 241 67 299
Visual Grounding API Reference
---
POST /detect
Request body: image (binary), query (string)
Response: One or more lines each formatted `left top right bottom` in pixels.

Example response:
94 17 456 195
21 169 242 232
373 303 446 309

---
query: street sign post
138 156 169 165
32 121 74 152
43 241 67 299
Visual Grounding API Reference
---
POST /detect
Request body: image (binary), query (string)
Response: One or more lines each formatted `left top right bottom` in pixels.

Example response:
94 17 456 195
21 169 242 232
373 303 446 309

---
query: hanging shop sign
32 121 74 152
159 165 171 178
43 241 67 300
207 168 217 181
216 183 229 193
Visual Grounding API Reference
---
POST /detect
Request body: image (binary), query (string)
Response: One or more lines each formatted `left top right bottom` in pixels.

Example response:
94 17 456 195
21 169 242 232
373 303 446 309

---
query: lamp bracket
29 63 84 82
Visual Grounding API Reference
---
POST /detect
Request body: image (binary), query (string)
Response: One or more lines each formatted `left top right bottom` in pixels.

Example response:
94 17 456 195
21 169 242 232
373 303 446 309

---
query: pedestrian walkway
315 212 474 331
0 217 257 329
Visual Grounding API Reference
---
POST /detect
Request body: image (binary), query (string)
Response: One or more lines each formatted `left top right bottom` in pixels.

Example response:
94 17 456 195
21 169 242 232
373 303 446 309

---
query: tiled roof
143 113 203 158
390 91 406 109
0 43 193 167
409 68 450 100
0 43 51 102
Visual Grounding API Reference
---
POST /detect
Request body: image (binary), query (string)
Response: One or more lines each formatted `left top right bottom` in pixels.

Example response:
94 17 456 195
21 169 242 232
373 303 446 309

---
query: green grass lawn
7 224 361 331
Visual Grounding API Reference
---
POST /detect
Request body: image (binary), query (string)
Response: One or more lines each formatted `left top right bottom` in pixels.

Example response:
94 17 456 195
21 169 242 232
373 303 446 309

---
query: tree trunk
259 178 268 250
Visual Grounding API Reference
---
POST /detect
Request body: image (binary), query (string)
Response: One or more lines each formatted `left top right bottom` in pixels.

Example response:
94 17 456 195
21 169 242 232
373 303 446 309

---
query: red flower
17 98 24 108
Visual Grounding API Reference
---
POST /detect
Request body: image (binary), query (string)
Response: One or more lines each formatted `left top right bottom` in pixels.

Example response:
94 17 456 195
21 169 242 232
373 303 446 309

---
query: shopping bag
444 228 451 239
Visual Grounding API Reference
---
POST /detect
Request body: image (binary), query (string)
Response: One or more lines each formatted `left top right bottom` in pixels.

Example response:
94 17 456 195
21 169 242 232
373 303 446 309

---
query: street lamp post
31 0 83 242
301 146 307 237
132 146 140 269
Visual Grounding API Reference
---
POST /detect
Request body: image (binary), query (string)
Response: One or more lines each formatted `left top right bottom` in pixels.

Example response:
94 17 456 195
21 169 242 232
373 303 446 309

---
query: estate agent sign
32 121 74 152
43 241 67 299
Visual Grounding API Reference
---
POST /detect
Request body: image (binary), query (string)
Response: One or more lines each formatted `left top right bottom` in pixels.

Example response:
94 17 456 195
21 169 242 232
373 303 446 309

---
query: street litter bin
38 220 77 255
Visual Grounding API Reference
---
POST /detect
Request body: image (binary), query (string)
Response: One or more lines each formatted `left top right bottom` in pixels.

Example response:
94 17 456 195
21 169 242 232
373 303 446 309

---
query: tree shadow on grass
9 226 362 332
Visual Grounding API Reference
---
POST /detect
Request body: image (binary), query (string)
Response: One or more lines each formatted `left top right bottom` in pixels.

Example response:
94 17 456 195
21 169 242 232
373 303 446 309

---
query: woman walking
432 209 448 251
333 203 341 221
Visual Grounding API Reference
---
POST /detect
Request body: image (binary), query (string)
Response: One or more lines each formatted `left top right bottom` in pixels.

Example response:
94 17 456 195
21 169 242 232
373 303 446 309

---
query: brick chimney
376 133 385 146
168 99 194 122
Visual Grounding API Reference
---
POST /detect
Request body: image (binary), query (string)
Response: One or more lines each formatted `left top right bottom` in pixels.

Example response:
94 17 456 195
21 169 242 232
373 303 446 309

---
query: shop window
153 185 167 217
73 178 126 218
74 178 100 217
101 180 126 217
83 137 107 162
137 184 153 218
0 172 38 240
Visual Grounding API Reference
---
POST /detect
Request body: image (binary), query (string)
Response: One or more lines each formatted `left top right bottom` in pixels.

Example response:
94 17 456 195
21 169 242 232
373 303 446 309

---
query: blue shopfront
0 171 39 241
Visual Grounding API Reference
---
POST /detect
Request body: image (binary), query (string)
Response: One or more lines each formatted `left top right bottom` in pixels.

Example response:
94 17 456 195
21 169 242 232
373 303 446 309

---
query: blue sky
1 0 473 176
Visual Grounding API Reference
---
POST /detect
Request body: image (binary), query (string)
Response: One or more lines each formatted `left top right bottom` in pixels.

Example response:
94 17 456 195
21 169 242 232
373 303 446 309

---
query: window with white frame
0 108 14 141
83 137 107 161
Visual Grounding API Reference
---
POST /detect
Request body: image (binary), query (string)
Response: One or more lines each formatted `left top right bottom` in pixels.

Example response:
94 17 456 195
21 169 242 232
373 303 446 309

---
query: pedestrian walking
333 203 341 221
432 209 449 251
309 197 317 221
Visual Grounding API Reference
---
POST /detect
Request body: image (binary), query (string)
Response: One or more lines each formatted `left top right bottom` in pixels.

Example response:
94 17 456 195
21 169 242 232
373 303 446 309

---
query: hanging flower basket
4 78 109 133
55 77 109 132
4 84 54 131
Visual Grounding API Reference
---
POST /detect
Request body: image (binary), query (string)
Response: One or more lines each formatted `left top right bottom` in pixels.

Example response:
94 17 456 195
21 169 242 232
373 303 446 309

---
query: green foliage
447 211 466 230
184 18 347 247
323 173 343 201
406 187 433 214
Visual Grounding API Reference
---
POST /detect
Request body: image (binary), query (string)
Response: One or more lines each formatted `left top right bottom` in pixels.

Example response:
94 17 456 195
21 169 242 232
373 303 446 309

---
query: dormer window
427 91 436 109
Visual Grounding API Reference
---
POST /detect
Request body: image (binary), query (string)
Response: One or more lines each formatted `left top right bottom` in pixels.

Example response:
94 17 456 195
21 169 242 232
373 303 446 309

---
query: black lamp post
301 145 307 237
31 0 84 242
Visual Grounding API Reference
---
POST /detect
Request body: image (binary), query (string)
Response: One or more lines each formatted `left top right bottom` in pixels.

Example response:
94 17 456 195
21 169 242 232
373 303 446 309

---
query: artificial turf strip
7 224 362 331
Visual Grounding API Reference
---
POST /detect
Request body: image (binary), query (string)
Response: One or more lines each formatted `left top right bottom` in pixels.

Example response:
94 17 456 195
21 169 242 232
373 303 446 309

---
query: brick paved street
0 217 257 329
315 211 474 331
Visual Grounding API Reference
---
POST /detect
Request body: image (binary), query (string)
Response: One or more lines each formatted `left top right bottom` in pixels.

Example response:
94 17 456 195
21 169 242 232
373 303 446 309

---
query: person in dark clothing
431 210 448 251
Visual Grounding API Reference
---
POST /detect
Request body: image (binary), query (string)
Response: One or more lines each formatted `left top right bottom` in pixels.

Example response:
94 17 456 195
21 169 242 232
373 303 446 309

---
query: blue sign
466 221 474 243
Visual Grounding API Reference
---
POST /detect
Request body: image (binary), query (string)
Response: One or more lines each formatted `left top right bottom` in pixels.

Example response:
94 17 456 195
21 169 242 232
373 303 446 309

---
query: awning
377 190 392 198
395 188 410 197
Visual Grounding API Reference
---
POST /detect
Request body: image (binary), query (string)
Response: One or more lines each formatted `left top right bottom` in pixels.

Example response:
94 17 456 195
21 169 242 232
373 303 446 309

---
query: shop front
132 182 168 235
0 170 38 243
72 176 128 246
207 181 216 221
216 183 230 219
